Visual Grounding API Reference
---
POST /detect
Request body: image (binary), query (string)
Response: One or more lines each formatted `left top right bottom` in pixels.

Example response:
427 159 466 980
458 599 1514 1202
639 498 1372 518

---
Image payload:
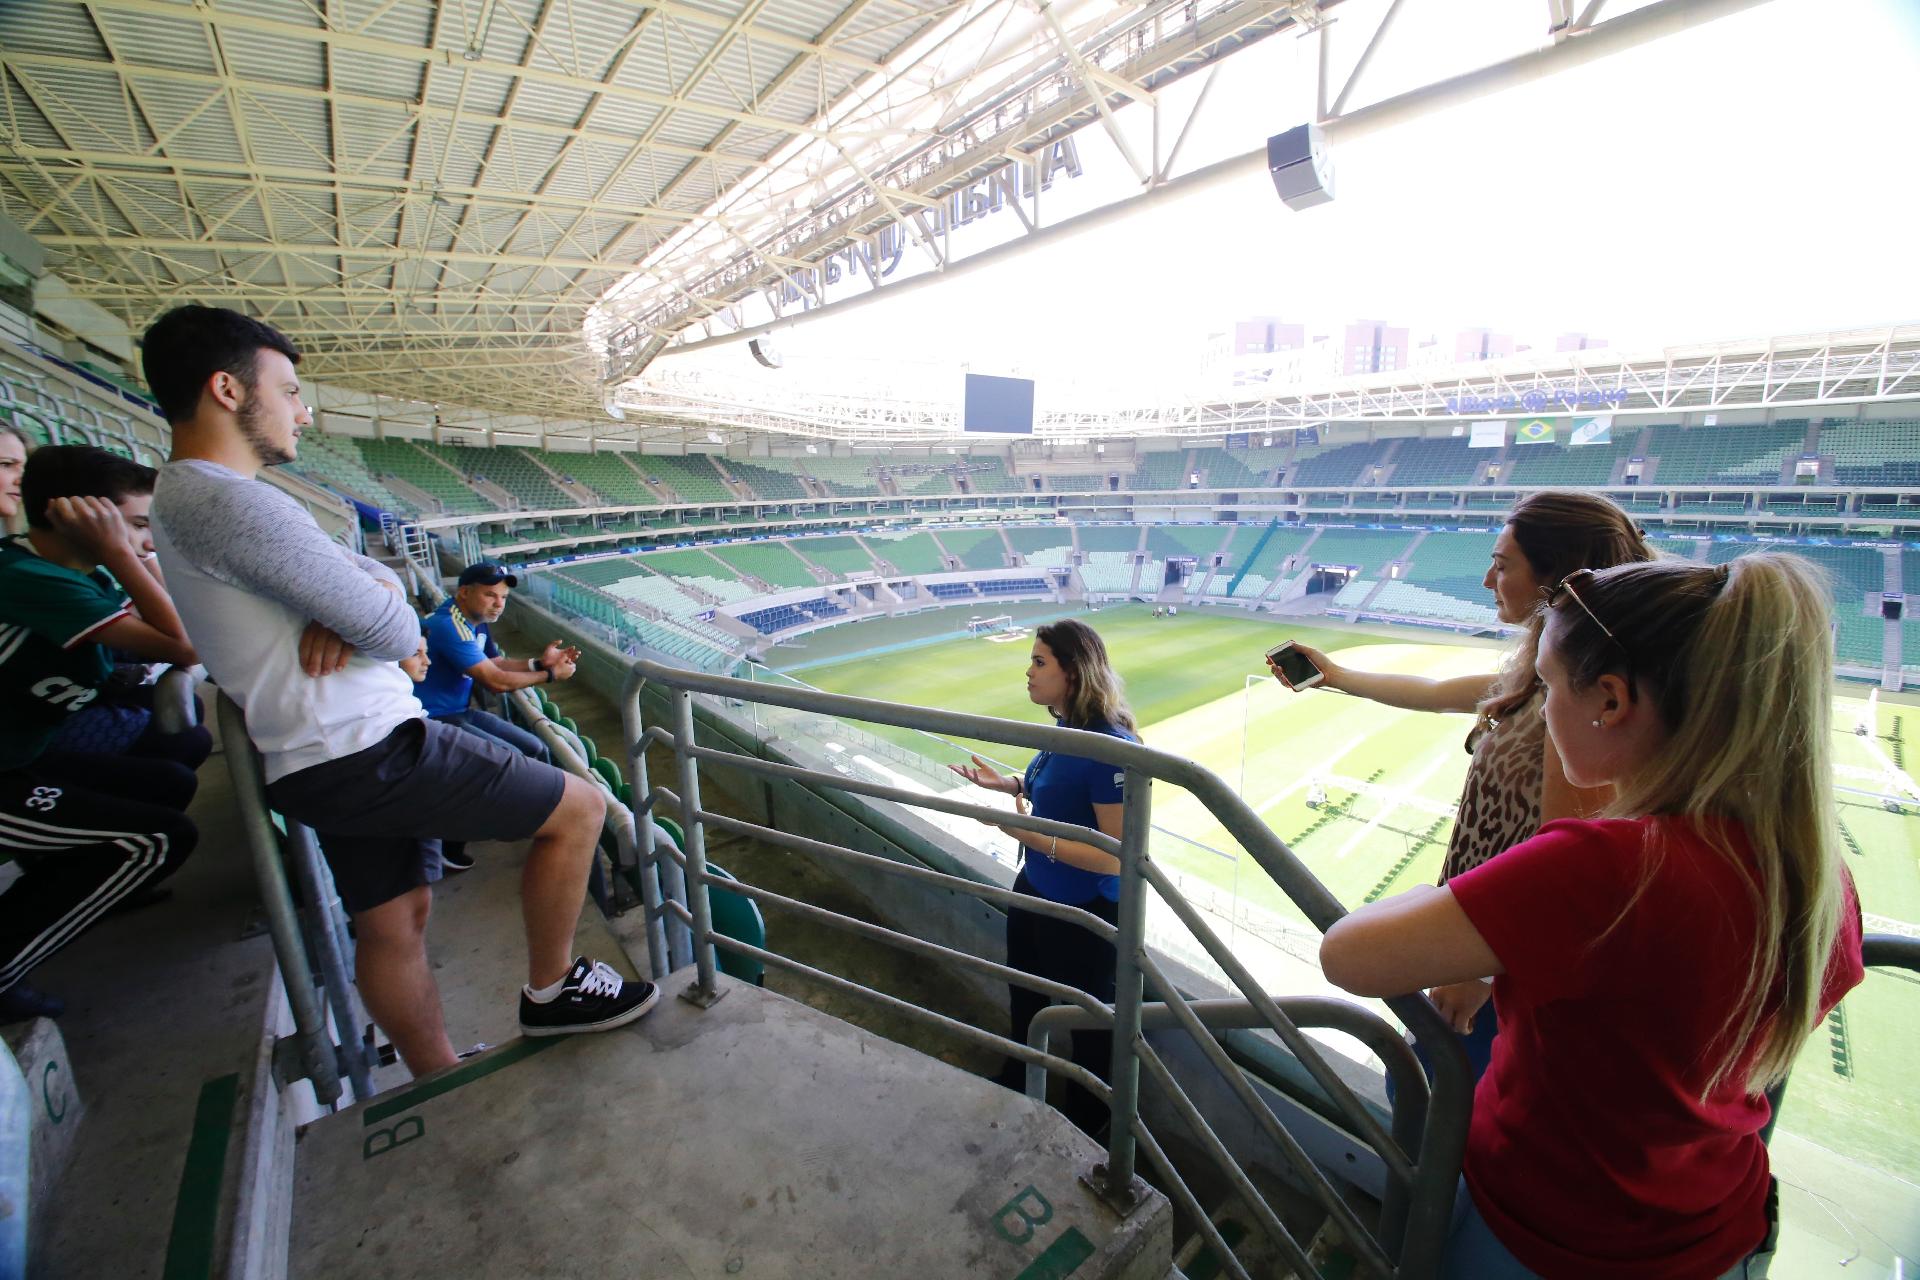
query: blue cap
457 561 518 587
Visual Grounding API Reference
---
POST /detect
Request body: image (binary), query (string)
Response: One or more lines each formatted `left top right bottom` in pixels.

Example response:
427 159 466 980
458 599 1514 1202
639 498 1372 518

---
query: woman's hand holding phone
1267 640 1335 691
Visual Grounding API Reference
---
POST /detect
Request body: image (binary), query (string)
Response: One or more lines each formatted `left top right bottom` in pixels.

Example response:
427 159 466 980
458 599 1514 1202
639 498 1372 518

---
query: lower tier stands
980 576 1048 597
928 581 979 599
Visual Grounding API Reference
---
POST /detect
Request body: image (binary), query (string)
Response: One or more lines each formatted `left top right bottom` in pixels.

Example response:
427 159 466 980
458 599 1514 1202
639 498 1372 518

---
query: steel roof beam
82 0 886 140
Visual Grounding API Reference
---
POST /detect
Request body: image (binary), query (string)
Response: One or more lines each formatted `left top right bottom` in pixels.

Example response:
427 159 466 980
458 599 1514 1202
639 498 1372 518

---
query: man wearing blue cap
419 563 576 754
416 562 578 869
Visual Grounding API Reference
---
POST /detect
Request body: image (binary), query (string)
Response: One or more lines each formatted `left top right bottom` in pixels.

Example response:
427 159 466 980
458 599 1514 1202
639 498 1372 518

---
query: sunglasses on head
1547 567 1637 686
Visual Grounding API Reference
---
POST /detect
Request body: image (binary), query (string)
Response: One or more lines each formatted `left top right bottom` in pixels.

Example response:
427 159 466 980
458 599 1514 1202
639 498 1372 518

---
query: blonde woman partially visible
1271 490 1653 1071
1321 553 1863 1279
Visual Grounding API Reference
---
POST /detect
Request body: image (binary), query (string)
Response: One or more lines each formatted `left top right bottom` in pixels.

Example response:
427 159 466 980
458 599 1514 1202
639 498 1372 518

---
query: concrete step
1 1017 84 1249
287 968 1171 1278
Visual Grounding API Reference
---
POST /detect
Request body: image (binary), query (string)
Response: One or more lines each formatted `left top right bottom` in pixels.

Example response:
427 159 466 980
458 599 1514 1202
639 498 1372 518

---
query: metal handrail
215 694 346 1106
618 658 1472 1280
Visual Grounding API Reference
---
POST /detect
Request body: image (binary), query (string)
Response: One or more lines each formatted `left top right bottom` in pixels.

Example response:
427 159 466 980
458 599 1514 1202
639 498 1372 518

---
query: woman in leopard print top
1269 491 1653 1078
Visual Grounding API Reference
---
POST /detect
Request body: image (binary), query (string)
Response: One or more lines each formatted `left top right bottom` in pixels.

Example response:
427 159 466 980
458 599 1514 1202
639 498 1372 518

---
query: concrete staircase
287 968 1171 1279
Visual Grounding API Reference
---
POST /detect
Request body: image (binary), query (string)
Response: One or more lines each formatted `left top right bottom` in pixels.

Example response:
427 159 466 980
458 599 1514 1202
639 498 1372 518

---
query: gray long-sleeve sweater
152 459 423 781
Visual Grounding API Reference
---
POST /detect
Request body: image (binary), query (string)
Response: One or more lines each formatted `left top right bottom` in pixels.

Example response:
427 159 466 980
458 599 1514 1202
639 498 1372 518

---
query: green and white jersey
0 536 129 771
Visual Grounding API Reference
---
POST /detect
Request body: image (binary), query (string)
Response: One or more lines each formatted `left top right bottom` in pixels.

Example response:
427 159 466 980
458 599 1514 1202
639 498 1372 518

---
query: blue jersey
416 599 498 718
1019 719 1134 904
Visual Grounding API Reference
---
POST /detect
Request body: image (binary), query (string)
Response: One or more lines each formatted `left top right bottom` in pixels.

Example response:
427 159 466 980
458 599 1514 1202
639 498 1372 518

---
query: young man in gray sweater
144 305 655 1076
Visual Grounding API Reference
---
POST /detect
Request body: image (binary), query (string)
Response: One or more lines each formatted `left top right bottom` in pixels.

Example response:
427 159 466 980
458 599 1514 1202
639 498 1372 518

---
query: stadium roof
0 0 1340 418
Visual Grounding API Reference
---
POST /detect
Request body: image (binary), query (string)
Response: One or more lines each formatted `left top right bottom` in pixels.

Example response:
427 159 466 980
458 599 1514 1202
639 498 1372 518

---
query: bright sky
653 0 1920 403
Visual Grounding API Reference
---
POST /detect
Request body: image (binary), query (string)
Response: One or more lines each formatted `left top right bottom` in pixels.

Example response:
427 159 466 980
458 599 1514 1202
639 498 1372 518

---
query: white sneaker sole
519 982 661 1037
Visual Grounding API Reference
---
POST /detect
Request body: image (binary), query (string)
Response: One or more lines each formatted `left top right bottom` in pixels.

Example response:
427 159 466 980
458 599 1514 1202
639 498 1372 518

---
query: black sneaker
518 957 659 1037
440 842 474 873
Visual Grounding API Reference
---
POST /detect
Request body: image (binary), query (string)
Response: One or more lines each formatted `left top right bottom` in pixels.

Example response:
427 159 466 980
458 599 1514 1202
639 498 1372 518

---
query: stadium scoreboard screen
963 373 1035 434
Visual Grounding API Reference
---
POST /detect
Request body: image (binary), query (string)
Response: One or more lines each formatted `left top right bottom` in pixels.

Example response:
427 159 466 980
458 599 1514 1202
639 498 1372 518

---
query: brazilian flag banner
1514 418 1557 445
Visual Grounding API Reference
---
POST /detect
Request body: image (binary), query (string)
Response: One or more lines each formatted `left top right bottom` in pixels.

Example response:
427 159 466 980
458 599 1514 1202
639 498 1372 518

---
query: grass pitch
783 602 1920 1222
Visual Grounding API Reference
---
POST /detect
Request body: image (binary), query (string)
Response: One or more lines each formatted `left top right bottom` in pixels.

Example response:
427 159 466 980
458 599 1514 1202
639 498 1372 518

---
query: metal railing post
620 669 678 978
284 823 375 1101
1095 766 1152 1205
215 695 343 1106
671 689 724 1005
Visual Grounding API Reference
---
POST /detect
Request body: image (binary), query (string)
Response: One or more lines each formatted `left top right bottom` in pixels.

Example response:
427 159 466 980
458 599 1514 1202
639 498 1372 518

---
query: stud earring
1590 719 1604 729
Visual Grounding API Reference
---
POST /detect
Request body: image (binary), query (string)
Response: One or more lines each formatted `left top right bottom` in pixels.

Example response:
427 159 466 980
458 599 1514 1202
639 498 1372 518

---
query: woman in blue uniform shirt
951 618 1138 1134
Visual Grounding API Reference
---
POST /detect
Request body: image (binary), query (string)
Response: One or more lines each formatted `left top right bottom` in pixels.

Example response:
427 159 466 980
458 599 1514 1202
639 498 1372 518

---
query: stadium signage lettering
767 139 1084 309
1445 386 1629 414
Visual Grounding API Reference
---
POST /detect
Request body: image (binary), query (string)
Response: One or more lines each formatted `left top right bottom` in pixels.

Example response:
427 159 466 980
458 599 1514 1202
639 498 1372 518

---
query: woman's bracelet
1050 834 1059 858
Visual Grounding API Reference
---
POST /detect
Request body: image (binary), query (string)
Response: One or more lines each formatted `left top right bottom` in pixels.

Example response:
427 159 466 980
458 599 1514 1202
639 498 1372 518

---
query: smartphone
1266 640 1325 689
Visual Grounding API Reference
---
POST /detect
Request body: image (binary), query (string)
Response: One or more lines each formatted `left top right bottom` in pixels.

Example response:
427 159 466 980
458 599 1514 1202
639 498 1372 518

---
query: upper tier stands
1189 448 1258 490
288 430 415 512
1136 452 1189 490
1226 445 1293 485
637 454 732 504
1644 421 1806 485
553 451 660 506
429 442 581 509
725 458 810 501
957 458 1017 493
803 457 882 497
1049 473 1107 492
709 540 817 588
1387 437 1480 487
1289 440 1379 487
793 535 880 577
885 466 956 496
1821 419 1920 486
1503 436 1634 487
863 530 946 574
354 437 490 513
934 526 1007 569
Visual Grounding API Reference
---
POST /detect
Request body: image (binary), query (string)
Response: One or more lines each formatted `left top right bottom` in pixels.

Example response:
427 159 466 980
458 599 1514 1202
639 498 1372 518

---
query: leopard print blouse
1441 683 1545 882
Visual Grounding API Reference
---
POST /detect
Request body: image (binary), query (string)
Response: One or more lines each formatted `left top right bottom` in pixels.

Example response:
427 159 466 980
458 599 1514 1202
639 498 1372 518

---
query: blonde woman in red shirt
1322 554 1863 1279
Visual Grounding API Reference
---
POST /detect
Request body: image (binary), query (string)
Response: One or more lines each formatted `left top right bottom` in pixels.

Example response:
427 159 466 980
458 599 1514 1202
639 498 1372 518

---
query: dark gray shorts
266 717 566 915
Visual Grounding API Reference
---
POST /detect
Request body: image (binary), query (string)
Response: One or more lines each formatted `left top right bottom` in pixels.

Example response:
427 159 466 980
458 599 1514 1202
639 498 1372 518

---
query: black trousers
1004 870 1122 1135
0 752 199 993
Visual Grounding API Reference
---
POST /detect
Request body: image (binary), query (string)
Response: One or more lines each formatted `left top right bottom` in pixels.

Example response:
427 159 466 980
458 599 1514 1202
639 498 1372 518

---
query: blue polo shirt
1020 719 1135 905
416 598 500 718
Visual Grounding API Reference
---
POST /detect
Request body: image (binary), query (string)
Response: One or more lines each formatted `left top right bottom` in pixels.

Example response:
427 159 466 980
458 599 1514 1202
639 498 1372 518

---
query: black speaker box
1267 124 1335 211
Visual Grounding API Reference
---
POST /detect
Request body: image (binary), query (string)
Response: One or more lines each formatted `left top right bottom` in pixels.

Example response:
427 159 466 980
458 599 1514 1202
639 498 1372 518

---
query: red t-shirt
1448 817 1863 1280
